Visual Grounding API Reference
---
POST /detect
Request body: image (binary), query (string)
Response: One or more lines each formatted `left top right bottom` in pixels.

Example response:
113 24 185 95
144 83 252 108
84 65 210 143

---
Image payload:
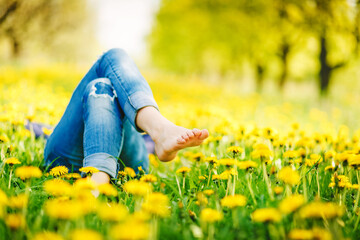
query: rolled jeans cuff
83 152 118 178
123 91 159 132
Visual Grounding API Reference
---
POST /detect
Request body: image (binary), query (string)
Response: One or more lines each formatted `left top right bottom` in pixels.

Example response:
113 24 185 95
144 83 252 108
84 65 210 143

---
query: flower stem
353 171 360 213
207 170 212 187
316 170 321 198
246 173 257 205
8 168 12 189
175 176 182 197
225 177 231 197
302 168 308 202
208 223 215 240
182 176 186 190
262 162 274 201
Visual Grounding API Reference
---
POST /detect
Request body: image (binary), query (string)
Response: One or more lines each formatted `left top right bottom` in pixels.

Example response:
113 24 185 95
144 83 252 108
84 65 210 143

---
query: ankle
136 106 171 140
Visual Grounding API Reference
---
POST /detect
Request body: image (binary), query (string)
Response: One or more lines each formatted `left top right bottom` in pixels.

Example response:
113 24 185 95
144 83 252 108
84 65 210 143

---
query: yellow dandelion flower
31 232 65 240
176 166 191 175
42 127 53 136
72 191 97 214
219 158 236 167
0 135 10 143
70 229 103 240
195 192 208 206
8 194 28 209
325 150 336 160
15 166 42 180
205 156 218 166
4 157 21 166
79 166 99 175
227 146 244 155
279 194 305 214
219 170 232 180
203 189 215 196
329 174 350 188
64 173 81 179
221 194 247 209
325 165 336 171
278 167 300 185
44 179 73 196
311 228 332 240
97 183 118 197
97 202 128 222
149 154 159 168
191 152 205 162
200 208 223 223
349 154 360 168
132 211 151 222
124 167 136 178
140 174 157 183
299 201 343 219
5 213 25 230
288 229 313 240
337 152 351 164
0 189 8 206
237 160 258 170
142 192 170 217
198 176 206 181
45 199 84 220
251 208 282 222
110 220 149 240
74 177 97 191
118 171 127 178
251 144 273 160
212 174 220 180
309 154 322 165
49 166 69 177
283 150 298 159
123 180 152 196
274 186 284 195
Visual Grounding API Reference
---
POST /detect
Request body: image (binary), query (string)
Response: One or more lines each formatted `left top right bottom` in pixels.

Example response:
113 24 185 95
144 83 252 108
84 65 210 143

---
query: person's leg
45 48 209 181
82 78 123 179
119 119 149 173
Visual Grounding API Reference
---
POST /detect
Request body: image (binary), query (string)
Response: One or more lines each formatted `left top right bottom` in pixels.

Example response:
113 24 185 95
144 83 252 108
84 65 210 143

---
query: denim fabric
44 48 157 178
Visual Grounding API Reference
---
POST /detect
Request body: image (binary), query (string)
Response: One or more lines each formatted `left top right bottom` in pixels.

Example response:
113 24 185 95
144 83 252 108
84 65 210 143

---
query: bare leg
136 106 209 162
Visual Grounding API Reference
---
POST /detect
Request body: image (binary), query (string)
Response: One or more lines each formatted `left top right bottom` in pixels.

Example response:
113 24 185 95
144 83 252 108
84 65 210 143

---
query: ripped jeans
44 48 159 178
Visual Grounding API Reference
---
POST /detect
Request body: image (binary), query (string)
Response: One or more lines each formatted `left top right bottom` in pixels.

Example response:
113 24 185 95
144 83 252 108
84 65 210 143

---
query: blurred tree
294 0 354 95
149 0 357 95
0 0 96 60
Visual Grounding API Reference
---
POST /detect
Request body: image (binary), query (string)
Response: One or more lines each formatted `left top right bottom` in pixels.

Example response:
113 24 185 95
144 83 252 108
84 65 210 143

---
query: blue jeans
44 48 158 178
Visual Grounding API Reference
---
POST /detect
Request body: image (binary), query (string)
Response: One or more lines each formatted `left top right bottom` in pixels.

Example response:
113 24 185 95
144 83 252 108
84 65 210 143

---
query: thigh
44 63 100 167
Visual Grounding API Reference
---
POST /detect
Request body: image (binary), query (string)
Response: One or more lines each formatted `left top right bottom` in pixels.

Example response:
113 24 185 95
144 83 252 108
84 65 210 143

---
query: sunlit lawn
0 65 360 239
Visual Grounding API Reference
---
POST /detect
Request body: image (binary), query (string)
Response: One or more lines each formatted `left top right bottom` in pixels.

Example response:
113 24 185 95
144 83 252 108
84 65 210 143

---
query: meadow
0 64 360 239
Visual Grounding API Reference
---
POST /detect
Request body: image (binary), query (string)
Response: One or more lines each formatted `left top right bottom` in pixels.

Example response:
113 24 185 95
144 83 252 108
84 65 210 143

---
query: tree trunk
255 63 265 92
319 35 332 96
278 41 290 90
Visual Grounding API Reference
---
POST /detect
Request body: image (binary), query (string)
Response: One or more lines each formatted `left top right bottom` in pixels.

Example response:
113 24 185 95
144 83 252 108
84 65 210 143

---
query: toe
186 130 195 138
182 134 189 141
192 128 201 136
198 129 209 140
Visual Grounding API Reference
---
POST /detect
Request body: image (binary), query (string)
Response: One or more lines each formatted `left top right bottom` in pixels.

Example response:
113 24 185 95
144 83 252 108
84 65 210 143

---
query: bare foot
135 106 209 162
153 123 209 162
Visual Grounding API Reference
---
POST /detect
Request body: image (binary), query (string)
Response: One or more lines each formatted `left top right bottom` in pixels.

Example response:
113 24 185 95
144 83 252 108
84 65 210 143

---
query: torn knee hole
89 82 117 101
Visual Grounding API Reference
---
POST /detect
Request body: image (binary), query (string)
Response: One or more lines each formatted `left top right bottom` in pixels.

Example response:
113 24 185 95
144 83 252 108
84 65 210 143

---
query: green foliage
0 0 98 61
148 0 360 94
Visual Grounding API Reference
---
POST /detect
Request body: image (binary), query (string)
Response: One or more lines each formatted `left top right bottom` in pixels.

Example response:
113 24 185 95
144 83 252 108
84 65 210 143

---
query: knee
83 78 117 104
103 48 126 60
